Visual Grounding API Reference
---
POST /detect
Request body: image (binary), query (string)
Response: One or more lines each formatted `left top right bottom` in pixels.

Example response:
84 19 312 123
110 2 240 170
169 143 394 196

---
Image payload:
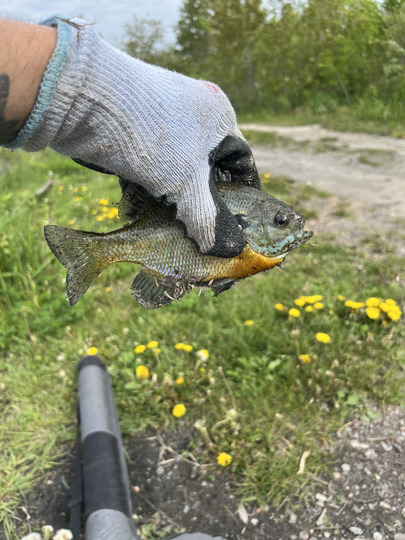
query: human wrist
0 19 58 144
3 17 70 149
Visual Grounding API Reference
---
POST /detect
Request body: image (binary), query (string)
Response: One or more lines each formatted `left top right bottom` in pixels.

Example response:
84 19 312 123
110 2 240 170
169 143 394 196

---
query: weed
356 149 396 167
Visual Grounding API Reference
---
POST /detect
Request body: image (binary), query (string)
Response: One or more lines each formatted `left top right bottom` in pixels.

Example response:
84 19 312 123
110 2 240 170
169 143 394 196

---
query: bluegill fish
44 181 312 309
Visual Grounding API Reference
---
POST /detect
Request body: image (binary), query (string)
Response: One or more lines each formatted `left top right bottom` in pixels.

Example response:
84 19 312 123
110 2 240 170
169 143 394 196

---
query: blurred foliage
122 0 405 123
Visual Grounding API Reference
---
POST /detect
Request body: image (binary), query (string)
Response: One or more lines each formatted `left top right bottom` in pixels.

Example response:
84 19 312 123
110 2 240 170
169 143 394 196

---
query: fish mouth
275 230 313 259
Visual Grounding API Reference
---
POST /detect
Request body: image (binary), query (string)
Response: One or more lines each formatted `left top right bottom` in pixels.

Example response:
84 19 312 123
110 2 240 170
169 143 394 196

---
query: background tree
121 14 177 68
121 0 405 119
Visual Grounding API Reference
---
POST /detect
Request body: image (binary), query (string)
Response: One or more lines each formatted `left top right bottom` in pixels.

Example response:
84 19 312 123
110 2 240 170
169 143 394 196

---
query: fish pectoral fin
131 270 194 309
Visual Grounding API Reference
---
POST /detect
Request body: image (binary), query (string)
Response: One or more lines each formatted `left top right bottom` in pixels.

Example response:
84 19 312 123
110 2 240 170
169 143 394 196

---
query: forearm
0 19 56 143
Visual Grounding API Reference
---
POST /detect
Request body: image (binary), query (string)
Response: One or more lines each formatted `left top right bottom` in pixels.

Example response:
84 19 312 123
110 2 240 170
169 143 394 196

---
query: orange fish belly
205 246 284 281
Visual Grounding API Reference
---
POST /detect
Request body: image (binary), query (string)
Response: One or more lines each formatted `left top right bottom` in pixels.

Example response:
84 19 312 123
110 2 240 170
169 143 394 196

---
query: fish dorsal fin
118 178 158 223
131 269 195 309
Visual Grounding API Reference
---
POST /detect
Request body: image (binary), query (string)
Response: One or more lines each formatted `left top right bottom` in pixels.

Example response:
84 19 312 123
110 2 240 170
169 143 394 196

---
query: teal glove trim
4 17 71 149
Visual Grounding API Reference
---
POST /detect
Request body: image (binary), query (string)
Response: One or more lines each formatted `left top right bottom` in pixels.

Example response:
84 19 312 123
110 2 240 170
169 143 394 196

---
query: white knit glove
10 18 260 257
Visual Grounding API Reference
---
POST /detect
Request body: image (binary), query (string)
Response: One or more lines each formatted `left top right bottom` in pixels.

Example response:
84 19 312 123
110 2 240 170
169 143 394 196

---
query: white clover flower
195 349 209 362
42 525 54 539
53 530 73 540
19 534 42 540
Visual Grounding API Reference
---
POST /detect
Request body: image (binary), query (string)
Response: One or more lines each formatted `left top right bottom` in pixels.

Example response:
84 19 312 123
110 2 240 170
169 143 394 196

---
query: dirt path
240 123 405 256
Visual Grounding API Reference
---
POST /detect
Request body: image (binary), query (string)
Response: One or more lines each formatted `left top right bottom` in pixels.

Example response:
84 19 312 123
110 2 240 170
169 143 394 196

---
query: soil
242 123 405 258
12 125 405 540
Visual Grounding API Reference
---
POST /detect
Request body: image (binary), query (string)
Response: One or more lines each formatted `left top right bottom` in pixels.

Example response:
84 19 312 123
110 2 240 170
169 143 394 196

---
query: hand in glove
6 17 260 257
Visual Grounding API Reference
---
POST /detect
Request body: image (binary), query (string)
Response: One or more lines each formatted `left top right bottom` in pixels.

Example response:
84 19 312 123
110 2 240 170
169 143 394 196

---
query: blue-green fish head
233 195 313 259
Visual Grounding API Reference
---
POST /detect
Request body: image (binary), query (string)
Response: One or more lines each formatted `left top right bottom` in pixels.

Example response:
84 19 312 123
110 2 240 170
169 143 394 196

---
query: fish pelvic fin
44 225 106 306
131 269 194 309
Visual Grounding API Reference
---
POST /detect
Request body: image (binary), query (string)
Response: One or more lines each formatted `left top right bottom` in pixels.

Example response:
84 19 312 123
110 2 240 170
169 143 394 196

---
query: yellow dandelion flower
87 346 98 356
81 186 88 192
96 215 105 222
74 196 83 202
73 187 79 193
108 208 119 219
68 219 75 225
366 297 382 308
153 348 161 354
345 300 365 309
305 305 314 312
263 172 270 179
102 206 109 213
217 452 232 467
172 404 186 418
288 308 301 318
175 342 185 350
136 365 150 380
387 307 401 321
91 209 98 215
105 286 111 292
337 294 345 301
299 354 311 364
316 332 331 344
379 301 396 313
385 298 398 306
147 340 158 349
314 302 324 310
98 198 109 205
200 367 206 374
274 303 286 311
196 349 209 361
294 297 307 307
366 306 380 320
244 320 254 326
134 344 146 354
183 344 193 352
176 376 185 385
306 295 323 304
58 185 64 192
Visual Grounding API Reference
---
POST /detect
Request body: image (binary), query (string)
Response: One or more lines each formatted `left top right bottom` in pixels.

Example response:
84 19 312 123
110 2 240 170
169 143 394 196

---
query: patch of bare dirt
242 123 405 257
14 408 405 540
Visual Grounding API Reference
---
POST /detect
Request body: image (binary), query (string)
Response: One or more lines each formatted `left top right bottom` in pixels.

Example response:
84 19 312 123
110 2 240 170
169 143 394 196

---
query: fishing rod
72 355 221 540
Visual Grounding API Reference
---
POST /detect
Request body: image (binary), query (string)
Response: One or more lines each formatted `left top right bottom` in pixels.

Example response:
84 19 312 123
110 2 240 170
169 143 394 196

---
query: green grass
238 106 405 137
1 148 404 539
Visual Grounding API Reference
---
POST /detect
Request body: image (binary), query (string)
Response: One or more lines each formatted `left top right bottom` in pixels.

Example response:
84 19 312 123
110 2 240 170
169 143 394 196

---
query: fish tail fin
44 225 107 306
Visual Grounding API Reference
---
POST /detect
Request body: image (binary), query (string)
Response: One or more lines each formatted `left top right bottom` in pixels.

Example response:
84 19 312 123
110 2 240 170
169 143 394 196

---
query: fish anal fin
131 269 194 309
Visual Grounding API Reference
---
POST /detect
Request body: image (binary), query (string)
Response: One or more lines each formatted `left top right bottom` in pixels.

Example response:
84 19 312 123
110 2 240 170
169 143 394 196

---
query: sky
0 0 183 45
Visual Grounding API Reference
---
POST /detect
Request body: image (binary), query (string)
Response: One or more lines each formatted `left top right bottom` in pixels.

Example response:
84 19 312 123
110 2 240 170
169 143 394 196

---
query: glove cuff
4 17 71 150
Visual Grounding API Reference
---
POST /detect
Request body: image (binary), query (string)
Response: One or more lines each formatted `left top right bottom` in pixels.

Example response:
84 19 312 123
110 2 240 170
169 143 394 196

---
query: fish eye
274 213 290 229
